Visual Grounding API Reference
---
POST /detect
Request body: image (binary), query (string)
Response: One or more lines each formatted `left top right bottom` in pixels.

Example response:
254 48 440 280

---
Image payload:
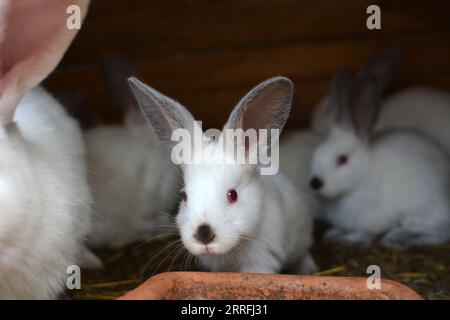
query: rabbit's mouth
193 244 232 256
185 240 240 257
201 236 250 257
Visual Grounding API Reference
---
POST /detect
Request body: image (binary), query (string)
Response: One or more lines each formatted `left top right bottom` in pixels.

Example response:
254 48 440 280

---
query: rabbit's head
310 69 381 198
129 77 293 256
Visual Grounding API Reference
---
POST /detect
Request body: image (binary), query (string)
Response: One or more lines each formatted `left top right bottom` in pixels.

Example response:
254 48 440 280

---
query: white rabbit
128 76 317 274
279 130 322 218
85 57 179 248
309 69 450 248
376 87 450 157
0 0 98 299
280 50 400 217
311 48 450 157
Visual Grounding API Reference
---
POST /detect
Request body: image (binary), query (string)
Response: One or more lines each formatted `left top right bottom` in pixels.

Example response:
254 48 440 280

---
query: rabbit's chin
183 240 239 257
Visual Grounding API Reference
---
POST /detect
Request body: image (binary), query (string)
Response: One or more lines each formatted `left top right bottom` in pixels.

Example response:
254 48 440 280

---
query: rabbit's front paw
381 227 447 249
240 263 279 274
79 246 103 269
325 228 373 246
297 254 318 275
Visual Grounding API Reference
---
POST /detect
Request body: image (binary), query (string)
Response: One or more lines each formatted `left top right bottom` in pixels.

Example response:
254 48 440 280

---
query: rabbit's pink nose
194 224 216 245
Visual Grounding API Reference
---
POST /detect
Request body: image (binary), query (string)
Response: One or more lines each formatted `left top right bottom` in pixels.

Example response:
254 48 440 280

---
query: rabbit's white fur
178 141 316 274
85 57 178 248
0 0 95 298
85 125 178 248
313 127 450 247
280 130 322 217
311 95 333 136
128 76 317 274
0 87 93 299
376 87 450 156
311 70 450 248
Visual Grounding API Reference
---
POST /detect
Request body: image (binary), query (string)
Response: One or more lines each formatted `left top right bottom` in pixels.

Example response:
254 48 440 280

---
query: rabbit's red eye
227 189 238 204
336 155 348 167
181 191 187 202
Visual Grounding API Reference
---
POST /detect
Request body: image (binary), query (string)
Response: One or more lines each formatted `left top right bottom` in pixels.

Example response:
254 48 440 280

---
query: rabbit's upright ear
101 55 139 112
128 77 197 145
223 77 293 152
358 48 403 93
347 75 381 139
0 0 90 124
101 55 151 129
329 68 353 127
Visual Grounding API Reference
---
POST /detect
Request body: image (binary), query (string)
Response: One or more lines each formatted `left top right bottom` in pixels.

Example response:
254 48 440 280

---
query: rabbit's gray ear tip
128 77 145 90
127 76 139 85
270 76 294 91
272 76 293 84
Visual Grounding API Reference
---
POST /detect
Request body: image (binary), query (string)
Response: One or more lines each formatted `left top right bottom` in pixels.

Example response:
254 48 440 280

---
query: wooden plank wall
44 0 450 129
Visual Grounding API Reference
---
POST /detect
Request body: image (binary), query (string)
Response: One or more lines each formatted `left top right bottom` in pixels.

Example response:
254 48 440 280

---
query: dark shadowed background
44 0 450 129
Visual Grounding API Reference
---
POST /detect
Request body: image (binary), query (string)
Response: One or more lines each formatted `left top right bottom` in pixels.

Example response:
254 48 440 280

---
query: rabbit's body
310 69 450 248
84 56 178 248
0 87 92 299
377 87 450 156
86 125 178 247
280 130 322 217
129 76 317 274
321 128 450 246
0 0 94 298
280 130 323 187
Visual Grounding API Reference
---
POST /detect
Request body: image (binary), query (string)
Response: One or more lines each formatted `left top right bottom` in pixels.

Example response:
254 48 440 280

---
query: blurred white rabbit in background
84 56 180 248
309 69 450 248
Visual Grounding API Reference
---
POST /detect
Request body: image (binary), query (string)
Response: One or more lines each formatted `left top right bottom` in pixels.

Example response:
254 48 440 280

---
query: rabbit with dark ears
281 49 402 222
311 48 403 135
312 48 450 157
84 56 179 248
310 70 450 248
128 77 317 274
0 0 99 299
